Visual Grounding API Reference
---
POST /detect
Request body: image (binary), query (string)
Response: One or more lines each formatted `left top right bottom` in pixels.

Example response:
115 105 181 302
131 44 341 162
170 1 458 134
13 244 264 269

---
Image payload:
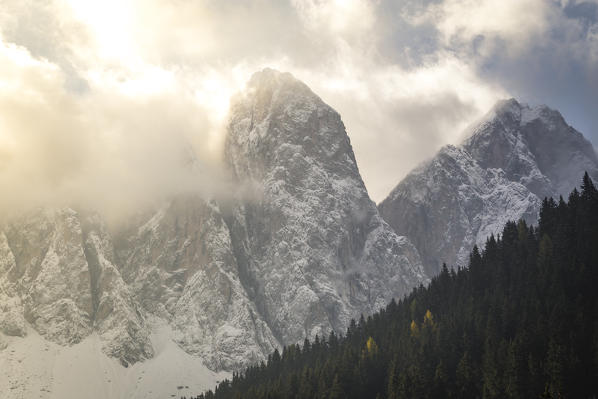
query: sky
0 0 596 218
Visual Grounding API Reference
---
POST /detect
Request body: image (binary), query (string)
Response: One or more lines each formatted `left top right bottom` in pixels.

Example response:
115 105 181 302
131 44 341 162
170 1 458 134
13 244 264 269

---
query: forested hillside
187 173 598 399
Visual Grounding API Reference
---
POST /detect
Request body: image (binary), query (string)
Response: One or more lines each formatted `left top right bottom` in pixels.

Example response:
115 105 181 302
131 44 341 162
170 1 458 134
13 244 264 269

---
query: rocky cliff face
0 69 427 375
0 208 152 366
224 69 426 346
117 196 279 371
379 99 598 276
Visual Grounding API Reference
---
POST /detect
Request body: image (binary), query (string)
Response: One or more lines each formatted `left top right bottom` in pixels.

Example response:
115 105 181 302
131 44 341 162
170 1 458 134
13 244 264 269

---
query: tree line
183 172 598 399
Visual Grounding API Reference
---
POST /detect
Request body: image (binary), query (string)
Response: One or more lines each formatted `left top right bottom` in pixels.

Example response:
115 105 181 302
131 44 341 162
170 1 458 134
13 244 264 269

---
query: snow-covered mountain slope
0 208 151 366
379 98 598 276
0 68 429 398
462 99 598 199
224 69 426 346
117 196 279 371
0 322 228 399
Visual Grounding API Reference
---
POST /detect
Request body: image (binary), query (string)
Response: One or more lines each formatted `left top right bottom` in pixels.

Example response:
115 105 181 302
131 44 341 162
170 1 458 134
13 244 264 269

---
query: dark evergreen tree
187 174 598 399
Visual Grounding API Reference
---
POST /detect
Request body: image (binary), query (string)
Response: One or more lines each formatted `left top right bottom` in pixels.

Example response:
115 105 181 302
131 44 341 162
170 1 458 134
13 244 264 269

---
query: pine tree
581 171 597 200
432 360 448 398
328 374 342 399
193 176 598 399
504 340 523 399
387 358 399 399
482 341 501 399
544 339 564 399
456 351 475 398
365 337 379 358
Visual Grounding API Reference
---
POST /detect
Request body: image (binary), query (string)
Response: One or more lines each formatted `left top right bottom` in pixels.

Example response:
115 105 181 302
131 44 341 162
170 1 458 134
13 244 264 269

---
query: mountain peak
226 69 353 182
462 98 596 196
380 99 598 277
243 68 316 105
479 98 565 133
247 68 296 88
491 97 522 114
225 70 426 350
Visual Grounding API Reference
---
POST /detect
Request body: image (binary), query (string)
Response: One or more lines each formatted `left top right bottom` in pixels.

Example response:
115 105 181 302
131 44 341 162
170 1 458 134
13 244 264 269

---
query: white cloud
0 36 228 221
422 0 551 54
297 56 506 200
291 0 375 34
409 0 598 67
0 0 594 213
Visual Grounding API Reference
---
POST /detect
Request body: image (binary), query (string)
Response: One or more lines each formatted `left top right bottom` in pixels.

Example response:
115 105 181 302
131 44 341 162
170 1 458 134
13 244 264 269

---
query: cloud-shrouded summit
0 67 429 399
0 0 596 213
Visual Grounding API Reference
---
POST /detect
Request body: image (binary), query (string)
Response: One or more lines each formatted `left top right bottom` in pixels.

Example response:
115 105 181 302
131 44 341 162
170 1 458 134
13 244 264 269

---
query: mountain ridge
0 69 428 399
3 73 595 398
379 98 598 275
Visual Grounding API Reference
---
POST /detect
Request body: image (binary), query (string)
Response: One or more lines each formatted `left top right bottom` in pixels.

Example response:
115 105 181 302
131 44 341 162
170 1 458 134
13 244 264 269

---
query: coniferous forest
186 173 598 399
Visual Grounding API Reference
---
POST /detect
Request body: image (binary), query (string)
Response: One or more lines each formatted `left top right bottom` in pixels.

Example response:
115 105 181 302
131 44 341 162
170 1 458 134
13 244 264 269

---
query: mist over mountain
1 66 596 398
0 69 427 399
1 1 597 398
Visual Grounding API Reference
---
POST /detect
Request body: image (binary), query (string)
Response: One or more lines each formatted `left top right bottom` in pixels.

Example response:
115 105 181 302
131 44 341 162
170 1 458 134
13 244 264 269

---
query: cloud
0 0 596 213
404 0 598 145
0 36 227 221
287 56 506 200
426 0 598 67
419 0 552 55
292 0 375 35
